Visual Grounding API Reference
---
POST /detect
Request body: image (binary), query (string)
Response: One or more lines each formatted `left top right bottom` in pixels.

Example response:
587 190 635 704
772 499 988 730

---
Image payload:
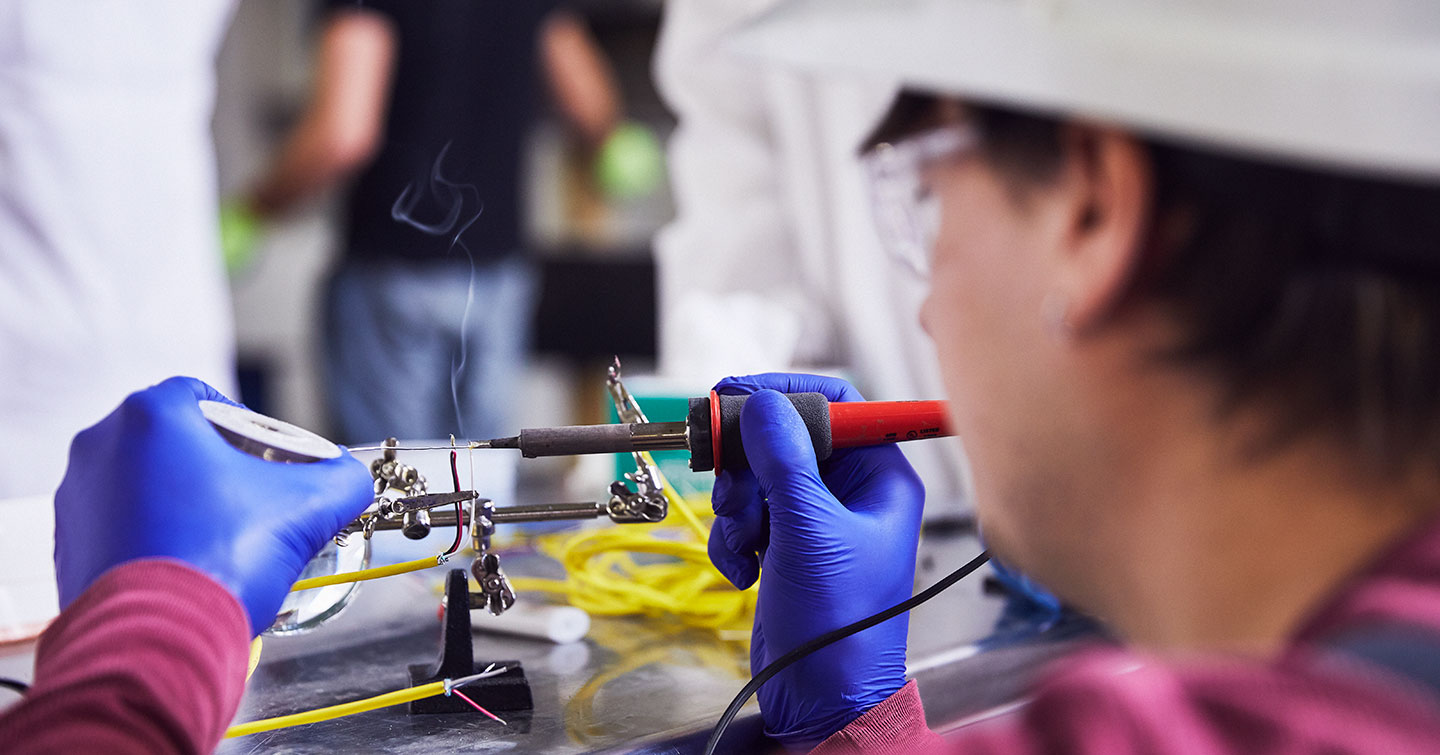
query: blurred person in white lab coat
0 1 239 500
0 0 239 637
652 0 972 518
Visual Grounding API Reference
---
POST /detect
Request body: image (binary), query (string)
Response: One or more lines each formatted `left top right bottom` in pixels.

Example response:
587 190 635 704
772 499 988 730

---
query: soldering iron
469 391 953 473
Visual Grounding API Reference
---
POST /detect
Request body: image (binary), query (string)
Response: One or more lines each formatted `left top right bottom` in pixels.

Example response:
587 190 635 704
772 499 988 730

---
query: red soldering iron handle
685 392 953 473
827 400 952 449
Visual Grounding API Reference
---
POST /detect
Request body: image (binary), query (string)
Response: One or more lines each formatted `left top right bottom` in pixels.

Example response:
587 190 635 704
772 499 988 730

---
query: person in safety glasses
5 1 1440 753
701 0 1440 751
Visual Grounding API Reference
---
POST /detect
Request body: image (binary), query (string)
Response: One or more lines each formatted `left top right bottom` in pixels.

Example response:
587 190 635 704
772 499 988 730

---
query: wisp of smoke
389 142 485 438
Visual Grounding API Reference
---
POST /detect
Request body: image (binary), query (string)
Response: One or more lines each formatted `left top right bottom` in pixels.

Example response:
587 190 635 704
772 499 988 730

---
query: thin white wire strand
348 443 491 453
444 664 507 694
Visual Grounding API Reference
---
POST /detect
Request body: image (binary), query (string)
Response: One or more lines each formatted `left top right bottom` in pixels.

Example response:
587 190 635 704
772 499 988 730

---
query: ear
1055 125 1154 333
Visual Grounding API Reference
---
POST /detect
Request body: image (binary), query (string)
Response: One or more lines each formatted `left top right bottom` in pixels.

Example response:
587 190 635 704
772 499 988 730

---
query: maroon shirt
818 517 1440 753
0 559 248 754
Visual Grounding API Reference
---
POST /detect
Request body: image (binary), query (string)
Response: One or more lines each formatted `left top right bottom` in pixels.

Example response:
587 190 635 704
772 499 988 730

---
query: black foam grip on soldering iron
686 392 832 473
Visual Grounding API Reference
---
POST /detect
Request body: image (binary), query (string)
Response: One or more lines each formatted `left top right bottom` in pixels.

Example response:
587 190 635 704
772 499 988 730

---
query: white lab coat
0 1 238 499
654 0 972 517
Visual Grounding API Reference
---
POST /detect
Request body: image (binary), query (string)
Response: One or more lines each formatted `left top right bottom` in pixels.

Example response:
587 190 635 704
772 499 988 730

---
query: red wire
451 687 506 725
446 449 464 556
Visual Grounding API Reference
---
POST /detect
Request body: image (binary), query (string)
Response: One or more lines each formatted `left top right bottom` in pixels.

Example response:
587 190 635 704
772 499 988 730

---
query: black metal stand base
408 569 534 715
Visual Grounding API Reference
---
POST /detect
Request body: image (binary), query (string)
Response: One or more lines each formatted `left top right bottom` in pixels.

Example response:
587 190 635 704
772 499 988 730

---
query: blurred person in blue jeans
236 1 625 442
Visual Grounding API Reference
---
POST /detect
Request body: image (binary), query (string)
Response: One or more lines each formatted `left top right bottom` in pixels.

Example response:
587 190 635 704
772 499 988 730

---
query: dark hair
963 102 1440 469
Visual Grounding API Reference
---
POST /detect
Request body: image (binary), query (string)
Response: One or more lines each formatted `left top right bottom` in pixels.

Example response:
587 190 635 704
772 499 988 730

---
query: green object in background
219 199 262 275
594 121 665 202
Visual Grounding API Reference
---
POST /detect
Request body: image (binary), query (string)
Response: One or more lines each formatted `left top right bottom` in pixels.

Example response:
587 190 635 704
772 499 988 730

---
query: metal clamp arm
604 358 670 523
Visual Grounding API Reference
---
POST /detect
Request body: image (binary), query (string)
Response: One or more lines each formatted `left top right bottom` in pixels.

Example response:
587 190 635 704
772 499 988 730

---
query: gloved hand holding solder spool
54 377 375 638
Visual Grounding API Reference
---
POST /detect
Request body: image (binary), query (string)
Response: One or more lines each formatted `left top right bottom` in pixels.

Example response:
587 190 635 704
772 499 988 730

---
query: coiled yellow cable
507 451 756 636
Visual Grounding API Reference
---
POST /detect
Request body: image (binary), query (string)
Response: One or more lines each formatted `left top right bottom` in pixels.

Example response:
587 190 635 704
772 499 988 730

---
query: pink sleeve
819 648 1440 754
0 559 251 754
811 681 945 754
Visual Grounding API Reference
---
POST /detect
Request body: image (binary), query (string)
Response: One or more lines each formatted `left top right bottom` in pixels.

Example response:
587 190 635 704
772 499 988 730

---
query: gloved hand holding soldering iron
706 374 929 749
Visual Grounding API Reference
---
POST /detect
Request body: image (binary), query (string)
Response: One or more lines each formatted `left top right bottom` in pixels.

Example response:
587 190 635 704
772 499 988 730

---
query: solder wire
225 667 508 738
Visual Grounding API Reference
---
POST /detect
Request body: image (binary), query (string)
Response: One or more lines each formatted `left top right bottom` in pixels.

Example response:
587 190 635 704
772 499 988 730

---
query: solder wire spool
199 400 343 463
199 400 370 635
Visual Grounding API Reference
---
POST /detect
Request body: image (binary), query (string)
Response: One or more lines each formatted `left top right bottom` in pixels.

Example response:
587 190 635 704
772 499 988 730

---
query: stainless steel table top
217 530 1090 753
0 530 1092 753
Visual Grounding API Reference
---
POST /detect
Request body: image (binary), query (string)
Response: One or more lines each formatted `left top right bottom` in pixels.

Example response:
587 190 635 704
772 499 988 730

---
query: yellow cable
290 554 443 592
639 449 709 541
504 451 757 635
246 638 262 681
225 681 447 738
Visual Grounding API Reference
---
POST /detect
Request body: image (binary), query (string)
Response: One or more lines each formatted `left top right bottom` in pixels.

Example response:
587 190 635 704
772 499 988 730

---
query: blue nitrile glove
54 377 375 637
708 374 926 749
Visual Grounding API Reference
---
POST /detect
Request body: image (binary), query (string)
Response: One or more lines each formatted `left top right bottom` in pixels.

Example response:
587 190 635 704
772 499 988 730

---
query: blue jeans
323 257 537 444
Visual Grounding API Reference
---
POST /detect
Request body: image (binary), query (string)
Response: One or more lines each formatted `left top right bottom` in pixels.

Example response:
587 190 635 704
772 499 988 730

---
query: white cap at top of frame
729 0 1440 180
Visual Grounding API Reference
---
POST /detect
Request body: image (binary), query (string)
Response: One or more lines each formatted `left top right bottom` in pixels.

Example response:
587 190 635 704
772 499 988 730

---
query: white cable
443 664 508 695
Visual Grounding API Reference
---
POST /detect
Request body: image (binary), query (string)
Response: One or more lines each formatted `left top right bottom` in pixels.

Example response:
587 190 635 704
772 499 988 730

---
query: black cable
0 677 29 695
704 550 990 755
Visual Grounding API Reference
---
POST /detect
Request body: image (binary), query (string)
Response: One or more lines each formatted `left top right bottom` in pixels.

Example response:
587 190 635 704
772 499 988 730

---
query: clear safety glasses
861 123 980 277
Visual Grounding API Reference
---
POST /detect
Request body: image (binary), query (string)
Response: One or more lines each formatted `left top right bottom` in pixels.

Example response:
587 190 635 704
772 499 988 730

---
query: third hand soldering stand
336 362 675 715
343 359 674 607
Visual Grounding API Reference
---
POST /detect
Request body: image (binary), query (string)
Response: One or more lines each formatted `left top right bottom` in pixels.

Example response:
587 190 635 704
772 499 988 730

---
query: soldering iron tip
469 436 520 450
